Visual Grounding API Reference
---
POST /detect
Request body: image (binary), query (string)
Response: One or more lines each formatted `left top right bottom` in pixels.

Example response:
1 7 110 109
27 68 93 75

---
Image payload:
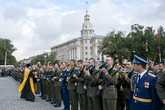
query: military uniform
45 69 52 101
61 69 70 110
77 66 88 110
43 70 48 100
68 67 79 110
130 55 162 110
52 68 62 107
131 70 162 110
39 68 44 98
116 72 131 110
102 66 118 110
41 69 47 99
0 69 2 77
156 69 165 110
50 69 56 104
86 65 102 110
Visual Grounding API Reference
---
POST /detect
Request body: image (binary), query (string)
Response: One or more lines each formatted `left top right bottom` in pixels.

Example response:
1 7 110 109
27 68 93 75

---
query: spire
84 1 90 22
81 1 94 38
85 1 89 15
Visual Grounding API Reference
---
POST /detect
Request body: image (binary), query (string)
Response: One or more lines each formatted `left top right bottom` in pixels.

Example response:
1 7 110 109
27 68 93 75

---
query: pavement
0 77 63 110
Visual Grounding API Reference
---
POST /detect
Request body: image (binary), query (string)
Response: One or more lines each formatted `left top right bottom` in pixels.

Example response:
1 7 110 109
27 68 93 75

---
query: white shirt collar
139 70 147 78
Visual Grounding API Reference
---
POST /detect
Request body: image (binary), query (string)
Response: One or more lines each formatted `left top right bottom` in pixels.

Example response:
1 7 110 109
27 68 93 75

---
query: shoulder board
148 72 156 78
148 70 154 74
132 73 137 79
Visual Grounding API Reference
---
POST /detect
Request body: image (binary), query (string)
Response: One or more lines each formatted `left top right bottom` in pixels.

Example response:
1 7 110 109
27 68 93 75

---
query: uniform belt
133 96 152 103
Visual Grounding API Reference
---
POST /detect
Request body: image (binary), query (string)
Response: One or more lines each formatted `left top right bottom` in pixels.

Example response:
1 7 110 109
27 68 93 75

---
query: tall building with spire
51 10 104 61
81 10 94 38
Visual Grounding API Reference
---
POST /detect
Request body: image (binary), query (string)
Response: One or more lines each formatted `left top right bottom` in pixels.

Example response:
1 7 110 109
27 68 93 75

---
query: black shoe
26 99 35 102
54 103 61 107
46 98 51 102
42 96 46 100
51 101 55 104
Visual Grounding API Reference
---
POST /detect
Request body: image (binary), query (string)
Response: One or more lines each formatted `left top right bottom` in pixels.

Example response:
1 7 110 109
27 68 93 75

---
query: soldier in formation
11 55 165 110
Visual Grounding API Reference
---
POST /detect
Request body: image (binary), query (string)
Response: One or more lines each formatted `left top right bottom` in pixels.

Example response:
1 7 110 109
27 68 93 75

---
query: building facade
51 11 104 61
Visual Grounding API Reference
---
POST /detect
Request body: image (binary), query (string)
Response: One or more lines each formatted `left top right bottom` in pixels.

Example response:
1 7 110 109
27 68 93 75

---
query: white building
51 10 104 61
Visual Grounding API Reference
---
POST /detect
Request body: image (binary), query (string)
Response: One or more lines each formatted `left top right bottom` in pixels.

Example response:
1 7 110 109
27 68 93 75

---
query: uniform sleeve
156 73 165 100
152 77 163 110
130 74 136 92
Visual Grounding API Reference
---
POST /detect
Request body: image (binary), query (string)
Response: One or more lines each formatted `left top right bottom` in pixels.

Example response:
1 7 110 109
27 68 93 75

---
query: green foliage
0 38 17 65
101 24 165 62
31 52 56 65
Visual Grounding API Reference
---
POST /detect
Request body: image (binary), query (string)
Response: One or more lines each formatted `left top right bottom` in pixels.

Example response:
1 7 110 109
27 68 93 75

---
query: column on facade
71 49 72 59
72 48 74 59
77 46 80 60
70 49 71 60
74 48 76 59
69 50 71 60
71 49 73 59
67 50 69 60
75 48 77 59
68 50 70 60
70 50 72 60
73 48 74 59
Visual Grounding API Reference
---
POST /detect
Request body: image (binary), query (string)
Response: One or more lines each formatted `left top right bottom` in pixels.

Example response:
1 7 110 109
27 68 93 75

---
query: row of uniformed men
12 55 165 110
31 57 132 110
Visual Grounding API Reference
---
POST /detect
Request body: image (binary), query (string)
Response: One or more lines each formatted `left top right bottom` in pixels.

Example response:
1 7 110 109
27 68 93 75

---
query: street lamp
3 40 7 68
4 50 7 68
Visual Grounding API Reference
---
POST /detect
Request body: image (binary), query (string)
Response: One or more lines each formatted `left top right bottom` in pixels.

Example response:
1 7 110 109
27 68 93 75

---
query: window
85 46 88 50
90 46 92 50
97 57 100 60
85 52 88 55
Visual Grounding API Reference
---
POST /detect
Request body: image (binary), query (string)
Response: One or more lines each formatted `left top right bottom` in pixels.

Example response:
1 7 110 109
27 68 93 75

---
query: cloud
0 0 164 61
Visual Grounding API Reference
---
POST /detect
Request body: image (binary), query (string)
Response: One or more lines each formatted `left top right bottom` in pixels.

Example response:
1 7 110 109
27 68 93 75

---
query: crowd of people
9 55 165 110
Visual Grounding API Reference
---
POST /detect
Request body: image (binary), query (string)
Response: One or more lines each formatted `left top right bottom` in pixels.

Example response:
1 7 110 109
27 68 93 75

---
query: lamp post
4 40 7 68
4 50 7 68
156 32 161 63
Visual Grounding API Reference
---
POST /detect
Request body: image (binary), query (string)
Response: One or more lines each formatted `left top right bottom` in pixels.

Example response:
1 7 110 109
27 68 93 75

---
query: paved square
0 77 63 110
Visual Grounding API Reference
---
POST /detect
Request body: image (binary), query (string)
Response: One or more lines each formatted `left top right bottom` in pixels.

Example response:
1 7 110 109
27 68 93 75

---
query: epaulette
130 72 138 79
134 71 139 74
148 72 156 78
148 70 153 74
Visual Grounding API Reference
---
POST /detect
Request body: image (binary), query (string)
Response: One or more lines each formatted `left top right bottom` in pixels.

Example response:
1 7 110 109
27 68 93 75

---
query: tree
100 31 130 63
31 52 56 65
127 24 156 60
0 38 17 65
156 26 165 62
101 24 165 63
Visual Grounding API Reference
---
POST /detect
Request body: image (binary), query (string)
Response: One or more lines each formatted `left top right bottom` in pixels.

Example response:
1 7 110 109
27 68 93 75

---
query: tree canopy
0 38 17 65
101 24 165 63
31 52 56 65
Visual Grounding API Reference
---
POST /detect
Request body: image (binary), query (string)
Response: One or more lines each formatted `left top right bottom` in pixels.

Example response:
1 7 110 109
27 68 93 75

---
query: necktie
137 74 141 84
134 74 141 96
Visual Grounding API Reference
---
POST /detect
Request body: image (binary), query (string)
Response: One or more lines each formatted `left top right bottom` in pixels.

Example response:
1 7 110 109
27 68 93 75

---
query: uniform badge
84 85 87 90
144 82 149 88
98 85 103 90
73 74 77 78
59 78 62 82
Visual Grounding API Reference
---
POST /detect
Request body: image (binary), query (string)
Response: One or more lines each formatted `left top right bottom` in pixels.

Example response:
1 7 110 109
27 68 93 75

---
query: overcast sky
0 0 164 61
